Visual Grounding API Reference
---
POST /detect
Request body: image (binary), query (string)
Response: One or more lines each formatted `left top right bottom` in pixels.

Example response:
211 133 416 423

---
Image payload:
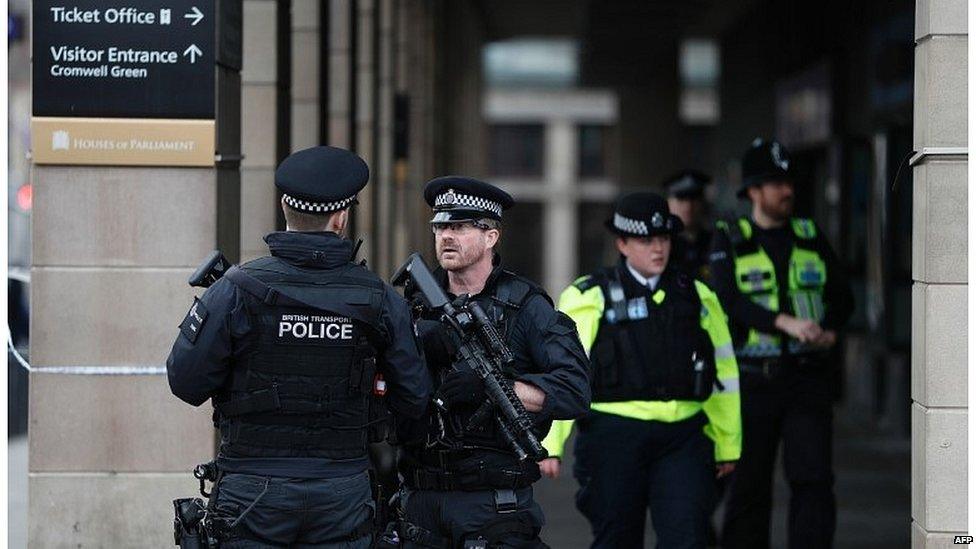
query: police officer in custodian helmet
711 138 854 548
167 146 432 548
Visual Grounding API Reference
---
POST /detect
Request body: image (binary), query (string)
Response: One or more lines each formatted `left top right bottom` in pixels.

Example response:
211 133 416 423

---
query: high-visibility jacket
715 217 828 358
541 269 742 462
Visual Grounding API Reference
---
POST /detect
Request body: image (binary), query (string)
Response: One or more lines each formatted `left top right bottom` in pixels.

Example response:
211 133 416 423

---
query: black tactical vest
585 265 716 402
413 270 548 460
214 256 387 460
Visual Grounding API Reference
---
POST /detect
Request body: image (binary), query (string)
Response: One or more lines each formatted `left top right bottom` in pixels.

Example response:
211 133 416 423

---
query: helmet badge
771 142 789 170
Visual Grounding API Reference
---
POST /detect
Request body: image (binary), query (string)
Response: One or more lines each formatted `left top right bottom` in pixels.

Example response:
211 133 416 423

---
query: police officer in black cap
665 170 714 280
167 146 432 548
709 139 853 549
394 176 591 548
538 192 741 549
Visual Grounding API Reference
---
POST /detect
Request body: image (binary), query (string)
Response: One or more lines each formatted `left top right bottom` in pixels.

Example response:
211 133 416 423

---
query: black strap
230 423 368 449
225 265 305 307
405 465 539 491
215 387 281 417
722 217 760 257
605 268 630 322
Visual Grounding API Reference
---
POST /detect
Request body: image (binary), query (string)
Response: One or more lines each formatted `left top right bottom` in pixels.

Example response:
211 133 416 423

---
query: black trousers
214 471 374 548
399 485 547 548
721 366 835 549
573 411 715 549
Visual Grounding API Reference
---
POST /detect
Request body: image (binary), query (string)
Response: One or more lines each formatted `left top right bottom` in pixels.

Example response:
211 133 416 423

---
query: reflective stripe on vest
728 217 827 358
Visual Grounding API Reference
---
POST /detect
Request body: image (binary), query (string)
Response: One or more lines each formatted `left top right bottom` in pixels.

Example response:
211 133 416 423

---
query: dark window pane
489 125 544 177
497 202 544 284
579 125 608 177
577 202 618 275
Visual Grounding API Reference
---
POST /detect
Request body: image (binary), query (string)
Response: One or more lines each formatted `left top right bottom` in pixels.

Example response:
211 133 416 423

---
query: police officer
539 192 742 549
665 170 714 280
711 139 854 549
395 176 591 548
167 146 432 548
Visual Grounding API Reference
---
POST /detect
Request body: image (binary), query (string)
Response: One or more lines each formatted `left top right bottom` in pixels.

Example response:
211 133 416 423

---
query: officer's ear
329 209 350 235
484 227 500 250
614 236 629 256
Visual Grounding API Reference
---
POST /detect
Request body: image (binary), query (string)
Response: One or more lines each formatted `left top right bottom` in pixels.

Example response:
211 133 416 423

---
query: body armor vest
720 217 828 358
585 266 716 403
215 256 387 460
417 270 547 460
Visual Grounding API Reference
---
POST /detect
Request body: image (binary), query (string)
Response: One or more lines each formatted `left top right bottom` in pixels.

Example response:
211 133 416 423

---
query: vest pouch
666 295 716 401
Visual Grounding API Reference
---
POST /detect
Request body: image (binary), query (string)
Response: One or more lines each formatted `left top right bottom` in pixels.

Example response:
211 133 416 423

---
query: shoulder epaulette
572 274 600 292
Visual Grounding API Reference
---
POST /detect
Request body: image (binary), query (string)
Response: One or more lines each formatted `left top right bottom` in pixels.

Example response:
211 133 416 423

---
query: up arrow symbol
184 6 204 26
183 44 203 63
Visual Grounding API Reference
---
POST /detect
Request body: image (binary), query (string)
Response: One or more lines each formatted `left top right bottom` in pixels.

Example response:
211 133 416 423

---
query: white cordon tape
7 326 166 375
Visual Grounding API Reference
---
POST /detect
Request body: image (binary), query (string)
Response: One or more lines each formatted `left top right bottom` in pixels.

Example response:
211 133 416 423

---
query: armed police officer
538 192 741 549
167 146 432 548
712 139 854 549
665 170 714 281
395 176 591 548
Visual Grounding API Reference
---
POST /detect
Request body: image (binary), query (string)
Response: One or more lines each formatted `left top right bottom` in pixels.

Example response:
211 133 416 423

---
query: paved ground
7 417 908 549
533 416 911 548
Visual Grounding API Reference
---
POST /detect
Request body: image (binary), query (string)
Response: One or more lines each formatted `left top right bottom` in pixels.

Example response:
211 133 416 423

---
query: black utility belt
403 464 539 492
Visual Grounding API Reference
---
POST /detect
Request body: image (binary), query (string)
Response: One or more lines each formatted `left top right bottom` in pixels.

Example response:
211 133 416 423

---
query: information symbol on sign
160 9 171 25
51 130 70 151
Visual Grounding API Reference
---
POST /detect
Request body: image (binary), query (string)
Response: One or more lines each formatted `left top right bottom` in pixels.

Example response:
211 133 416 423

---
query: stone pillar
291 0 321 153
544 120 579 295
355 0 377 264
911 0 968 546
375 0 396 275
327 0 353 150
28 30 242 549
241 0 280 261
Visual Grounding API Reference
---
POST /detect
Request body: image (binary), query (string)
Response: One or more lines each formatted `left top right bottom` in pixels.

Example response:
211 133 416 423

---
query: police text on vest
279 315 353 340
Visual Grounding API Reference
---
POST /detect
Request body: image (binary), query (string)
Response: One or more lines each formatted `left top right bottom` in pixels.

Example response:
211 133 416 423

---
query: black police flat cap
738 138 792 199
424 176 514 223
276 146 369 214
664 170 711 199
605 191 683 237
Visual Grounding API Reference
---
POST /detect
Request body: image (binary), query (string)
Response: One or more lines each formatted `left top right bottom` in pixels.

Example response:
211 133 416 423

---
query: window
488 124 545 177
483 39 579 88
579 125 609 178
679 39 720 125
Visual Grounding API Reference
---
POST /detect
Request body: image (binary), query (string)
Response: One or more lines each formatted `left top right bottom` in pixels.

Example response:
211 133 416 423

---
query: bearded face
753 180 795 221
433 222 498 272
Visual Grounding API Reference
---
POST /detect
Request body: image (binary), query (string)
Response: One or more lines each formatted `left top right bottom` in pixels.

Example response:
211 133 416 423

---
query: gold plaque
31 117 215 167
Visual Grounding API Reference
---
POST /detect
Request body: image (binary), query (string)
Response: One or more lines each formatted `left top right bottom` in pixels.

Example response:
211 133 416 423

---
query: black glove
436 369 485 409
415 319 458 370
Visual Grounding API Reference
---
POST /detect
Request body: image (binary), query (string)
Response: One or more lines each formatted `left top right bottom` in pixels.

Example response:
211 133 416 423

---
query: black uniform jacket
400 255 591 469
166 232 433 455
708 219 855 353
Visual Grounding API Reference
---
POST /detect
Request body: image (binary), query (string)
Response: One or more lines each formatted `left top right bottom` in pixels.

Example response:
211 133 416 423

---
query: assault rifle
392 253 547 461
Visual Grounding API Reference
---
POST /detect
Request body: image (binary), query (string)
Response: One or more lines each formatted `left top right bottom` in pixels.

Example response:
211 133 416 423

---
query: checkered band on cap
283 193 356 213
613 213 649 235
434 189 503 217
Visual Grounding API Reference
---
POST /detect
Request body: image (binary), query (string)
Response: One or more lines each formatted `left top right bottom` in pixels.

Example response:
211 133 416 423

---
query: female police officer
539 192 741 549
